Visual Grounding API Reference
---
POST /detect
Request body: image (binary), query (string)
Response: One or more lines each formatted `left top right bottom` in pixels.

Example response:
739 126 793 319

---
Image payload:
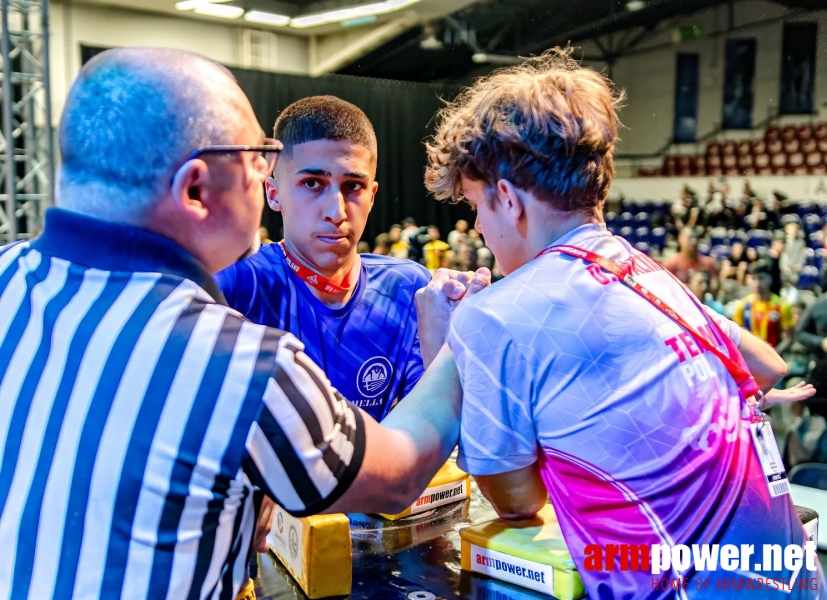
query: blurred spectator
388 224 409 259
357 240 371 254
671 185 699 231
662 227 718 284
688 270 726 315
720 242 753 286
407 226 429 264
744 199 768 230
258 226 272 244
400 217 419 245
447 219 469 250
373 233 391 256
780 222 806 283
733 262 795 349
423 225 451 272
796 296 827 363
457 241 477 272
440 249 459 270
467 228 483 248
476 246 504 283
769 238 784 296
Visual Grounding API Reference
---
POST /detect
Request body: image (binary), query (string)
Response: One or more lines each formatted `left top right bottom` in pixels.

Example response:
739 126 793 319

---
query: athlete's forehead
278 139 376 179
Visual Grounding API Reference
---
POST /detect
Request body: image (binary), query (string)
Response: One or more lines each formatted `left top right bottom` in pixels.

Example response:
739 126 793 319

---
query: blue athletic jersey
215 244 430 421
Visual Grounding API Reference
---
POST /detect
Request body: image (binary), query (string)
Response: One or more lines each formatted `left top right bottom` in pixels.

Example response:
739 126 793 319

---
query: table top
252 483 560 600
251 482 827 600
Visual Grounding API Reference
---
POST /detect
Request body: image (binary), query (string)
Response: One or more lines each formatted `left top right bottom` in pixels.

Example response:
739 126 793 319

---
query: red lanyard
277 241 352 295
538 244 762 416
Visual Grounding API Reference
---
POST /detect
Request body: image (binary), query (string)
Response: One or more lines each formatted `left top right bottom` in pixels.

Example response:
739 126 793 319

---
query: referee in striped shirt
0 48 482 599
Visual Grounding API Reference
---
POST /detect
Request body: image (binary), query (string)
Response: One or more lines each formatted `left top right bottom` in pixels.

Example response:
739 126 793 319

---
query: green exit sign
675 24 705 42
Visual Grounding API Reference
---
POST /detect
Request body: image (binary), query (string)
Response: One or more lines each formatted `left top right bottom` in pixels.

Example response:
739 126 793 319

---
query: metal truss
0 0 54 244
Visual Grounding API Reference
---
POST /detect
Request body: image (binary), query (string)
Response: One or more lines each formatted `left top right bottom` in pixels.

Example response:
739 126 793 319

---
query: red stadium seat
811 164 827 174
799 124 814 140
789 152 805 171
816 123 827 139
765 126 780 142
752 139 766 154
784 138 800 154
722 140 736 156
678 155 691 170
771 153 788 173
737 140 752 155
768 139 783 154
706 155 722 168
754 154 770 169
782 125 798 141
802 138 817 153
738 154 754 169
706 141 721 156
806 152 823 168
708 167 723 175
725 167 740 176
723 154 737 168
742 167 756 175
693 156 706 174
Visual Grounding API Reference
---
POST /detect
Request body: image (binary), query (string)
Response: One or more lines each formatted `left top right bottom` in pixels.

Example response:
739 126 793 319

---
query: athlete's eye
345 181 365 192
303 179 322 189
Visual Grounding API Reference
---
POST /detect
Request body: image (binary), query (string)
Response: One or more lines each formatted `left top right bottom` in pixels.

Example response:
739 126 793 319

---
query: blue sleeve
400 265 431 398
214 261 253 316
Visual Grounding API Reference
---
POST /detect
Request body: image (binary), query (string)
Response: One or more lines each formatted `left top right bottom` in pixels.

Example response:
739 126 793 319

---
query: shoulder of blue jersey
360 254 431 285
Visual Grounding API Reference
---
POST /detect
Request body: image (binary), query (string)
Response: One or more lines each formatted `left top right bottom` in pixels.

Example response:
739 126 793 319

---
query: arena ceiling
336 0 826 82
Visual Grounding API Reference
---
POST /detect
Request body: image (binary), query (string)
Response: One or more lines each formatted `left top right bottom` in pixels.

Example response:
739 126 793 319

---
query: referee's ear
265 177 281 212
171 158 211 220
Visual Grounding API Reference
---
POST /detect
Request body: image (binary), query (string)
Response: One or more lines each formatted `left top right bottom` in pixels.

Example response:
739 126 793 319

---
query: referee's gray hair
57 47 244 222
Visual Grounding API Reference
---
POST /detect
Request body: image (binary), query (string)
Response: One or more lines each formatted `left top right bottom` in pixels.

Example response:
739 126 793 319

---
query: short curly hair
425 48 623 213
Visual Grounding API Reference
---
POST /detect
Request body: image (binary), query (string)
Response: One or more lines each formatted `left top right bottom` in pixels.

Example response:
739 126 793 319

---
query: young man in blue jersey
216 96 440 421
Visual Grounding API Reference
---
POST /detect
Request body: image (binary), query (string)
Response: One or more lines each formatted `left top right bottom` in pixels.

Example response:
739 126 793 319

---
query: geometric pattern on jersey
0 208 365 600
449 223 823 598
215 244 430 421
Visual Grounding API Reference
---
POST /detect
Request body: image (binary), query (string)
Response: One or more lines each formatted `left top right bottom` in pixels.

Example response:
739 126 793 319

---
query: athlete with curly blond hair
426 49 822 597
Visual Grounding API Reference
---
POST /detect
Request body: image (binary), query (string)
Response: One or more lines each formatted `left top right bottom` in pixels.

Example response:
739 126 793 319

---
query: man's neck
284 241 361 308
681 248 698 261
757 290 772 302
530 209 601 258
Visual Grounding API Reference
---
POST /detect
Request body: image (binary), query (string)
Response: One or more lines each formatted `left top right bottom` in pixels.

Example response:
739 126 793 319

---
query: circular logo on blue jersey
356 356 392 398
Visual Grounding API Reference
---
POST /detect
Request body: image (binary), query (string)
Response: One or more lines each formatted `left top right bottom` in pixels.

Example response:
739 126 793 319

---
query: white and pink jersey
450 224 822 598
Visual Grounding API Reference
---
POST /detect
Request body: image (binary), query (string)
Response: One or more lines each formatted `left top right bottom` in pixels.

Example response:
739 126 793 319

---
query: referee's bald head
57 47 255 222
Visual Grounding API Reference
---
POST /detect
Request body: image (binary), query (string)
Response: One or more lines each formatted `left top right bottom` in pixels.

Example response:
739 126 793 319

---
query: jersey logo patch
357 356 393 398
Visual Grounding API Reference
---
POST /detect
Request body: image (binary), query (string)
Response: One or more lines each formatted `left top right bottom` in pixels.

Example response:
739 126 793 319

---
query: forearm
381 344 462 486
738 328 787 392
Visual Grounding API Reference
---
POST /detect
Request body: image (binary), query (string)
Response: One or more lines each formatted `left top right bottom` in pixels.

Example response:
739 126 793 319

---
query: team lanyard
277 241 353 295
538 243 763 421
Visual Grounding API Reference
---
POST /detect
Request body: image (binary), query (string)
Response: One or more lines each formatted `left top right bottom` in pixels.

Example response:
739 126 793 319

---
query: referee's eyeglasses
171 138 283 185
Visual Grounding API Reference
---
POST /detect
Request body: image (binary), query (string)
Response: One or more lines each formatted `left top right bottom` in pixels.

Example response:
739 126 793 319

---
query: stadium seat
771 153 788 174
802 138 817 154
754 153 770 169
752 139 767 154
797 265 821 289
782 125 798 142
804 247 816 265
722 140 736 156
818 139 827 154
620 226 635 244
781 214 801 226
784 138 800 154
723 155 737 169
635 226 651 244
634 241 651 255
706 141 721 156
697 242 711 256
619 212 634 228
747 230 770 248
710 227 728 246
806 152 823 169
710 244 731 262
798 124 814 140
737 154 753 170
765 126 780 142
693 156 706 175
634 212 650 226
816 248 826 271
789 463 827 491
731 229 749 244
737 140 752 155
816 123 827 139
804 213 822 234
650 227 667 251
768 139 783 154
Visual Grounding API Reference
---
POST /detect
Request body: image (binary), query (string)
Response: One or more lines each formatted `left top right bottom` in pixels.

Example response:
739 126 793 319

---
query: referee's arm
243 337 462 517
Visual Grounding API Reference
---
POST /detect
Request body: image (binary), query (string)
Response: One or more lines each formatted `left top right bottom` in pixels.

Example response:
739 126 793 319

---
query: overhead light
626 0 646 10
341 15 377 27
175 0 233 8
193 2 244 18
289 0 420 28
244 10 291 26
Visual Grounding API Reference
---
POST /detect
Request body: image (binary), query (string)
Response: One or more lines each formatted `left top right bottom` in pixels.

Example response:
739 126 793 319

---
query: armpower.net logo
583 542 821 592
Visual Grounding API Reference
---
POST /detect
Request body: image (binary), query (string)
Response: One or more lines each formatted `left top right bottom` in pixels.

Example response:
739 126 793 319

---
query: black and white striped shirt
0 208 365 599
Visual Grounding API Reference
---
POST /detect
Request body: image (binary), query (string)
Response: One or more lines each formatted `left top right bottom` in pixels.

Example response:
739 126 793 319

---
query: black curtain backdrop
229 68 475 245
722 39 756 130
673 53 699 143
780 22 817 115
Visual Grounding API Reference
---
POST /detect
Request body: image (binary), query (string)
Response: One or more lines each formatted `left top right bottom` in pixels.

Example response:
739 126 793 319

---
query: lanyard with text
278 241 352 295
538 244 763 421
